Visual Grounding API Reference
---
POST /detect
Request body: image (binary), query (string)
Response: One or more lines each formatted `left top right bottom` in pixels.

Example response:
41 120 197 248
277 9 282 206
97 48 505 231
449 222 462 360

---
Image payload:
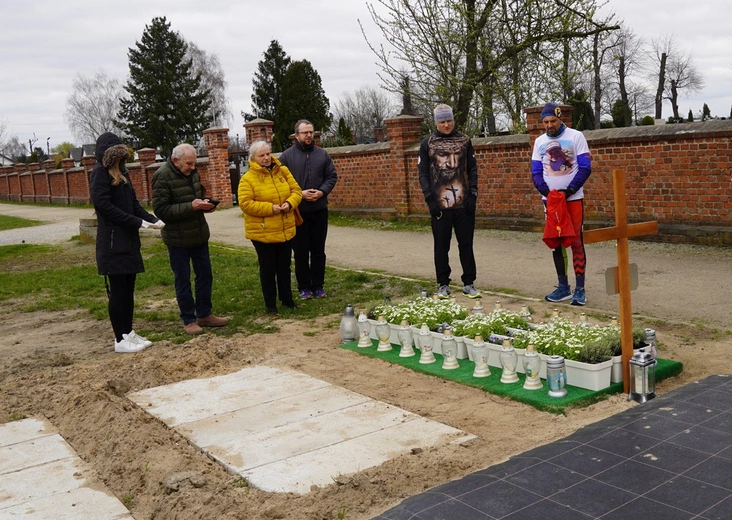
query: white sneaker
127 330 152 348
114 338 144 353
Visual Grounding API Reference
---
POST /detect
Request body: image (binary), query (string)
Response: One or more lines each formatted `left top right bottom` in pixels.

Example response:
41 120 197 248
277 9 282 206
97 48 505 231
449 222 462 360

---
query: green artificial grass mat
341 340 683 414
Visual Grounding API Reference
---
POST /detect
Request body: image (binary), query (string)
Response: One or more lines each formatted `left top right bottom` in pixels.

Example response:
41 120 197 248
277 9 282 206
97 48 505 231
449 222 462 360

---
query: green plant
370 297 468 330
640 115 655 126
337 505 349 519
9 412 27 421
452 310 530 338
233 477 249 488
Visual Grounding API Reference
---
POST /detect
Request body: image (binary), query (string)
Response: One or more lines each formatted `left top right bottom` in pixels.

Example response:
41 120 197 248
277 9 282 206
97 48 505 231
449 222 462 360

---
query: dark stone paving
375 375 732 520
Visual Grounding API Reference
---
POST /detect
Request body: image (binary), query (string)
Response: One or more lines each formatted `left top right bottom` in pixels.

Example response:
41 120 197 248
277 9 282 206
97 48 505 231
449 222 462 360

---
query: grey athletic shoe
463 284 481 299
436 285 451 299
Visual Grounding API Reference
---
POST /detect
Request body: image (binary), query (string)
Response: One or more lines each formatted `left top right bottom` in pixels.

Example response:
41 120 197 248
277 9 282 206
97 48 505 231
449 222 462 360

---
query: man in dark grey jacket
279 120 338 299
152 143 228 334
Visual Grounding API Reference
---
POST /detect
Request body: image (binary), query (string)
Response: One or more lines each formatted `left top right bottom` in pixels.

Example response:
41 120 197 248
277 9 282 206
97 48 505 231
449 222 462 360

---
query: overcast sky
1 0 730 149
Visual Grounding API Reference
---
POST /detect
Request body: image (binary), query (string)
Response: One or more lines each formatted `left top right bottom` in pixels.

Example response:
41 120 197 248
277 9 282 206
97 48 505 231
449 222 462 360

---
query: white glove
141 220 165 229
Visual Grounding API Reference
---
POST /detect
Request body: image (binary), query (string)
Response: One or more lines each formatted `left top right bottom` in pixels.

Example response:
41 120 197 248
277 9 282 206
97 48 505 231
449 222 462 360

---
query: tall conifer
274 60 331 149
117 17 211 157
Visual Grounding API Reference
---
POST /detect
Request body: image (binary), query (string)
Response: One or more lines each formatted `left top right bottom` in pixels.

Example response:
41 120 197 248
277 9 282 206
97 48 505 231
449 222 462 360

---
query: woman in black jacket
90 133 164 353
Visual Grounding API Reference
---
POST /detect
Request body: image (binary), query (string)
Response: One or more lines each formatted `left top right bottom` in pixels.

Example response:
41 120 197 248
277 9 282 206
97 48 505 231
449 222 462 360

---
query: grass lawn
0 238 431 344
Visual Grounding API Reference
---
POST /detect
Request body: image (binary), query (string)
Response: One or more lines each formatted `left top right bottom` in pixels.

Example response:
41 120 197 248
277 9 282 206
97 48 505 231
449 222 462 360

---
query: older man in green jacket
152 143 228 334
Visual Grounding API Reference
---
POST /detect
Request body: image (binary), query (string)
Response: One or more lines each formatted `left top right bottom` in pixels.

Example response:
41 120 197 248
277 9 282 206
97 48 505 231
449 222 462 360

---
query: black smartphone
206 199 220 206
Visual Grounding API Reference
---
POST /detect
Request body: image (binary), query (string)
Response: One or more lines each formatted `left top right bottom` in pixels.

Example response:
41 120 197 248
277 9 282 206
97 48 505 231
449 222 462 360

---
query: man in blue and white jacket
531 103 592 306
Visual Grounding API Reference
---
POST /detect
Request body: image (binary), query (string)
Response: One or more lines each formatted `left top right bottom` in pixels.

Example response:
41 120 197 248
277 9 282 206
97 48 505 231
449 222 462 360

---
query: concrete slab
0 418 133 519
128 366 475 494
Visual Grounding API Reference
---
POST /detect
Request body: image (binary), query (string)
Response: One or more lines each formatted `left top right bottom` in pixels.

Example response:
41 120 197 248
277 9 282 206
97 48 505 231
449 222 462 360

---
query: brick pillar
0 166 11 200
40 159 54 202
525 104 574 149
203 127 232 208
10 164 25 201
137 148 157 203
24 163 39 202
374 127 386 142
385 114 424 216
244 118 274 145
61 158 74 203
81 155 95 204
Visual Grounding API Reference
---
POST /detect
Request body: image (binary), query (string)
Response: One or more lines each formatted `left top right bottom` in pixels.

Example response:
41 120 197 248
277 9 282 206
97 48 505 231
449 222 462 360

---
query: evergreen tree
611 99 629 128
568 90 595 131
336 117 354 145
274 60 331 150
243 40 291 122
117 17 211 158
702 103 711 120
687 109 694 122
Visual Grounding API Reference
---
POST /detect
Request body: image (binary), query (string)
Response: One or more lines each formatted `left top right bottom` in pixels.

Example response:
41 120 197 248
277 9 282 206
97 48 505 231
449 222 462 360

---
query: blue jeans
167 243 213 324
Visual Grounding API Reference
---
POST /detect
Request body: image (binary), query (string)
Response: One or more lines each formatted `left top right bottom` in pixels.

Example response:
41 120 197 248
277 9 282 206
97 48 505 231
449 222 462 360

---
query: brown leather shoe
184 322 203 335
196 314 228 327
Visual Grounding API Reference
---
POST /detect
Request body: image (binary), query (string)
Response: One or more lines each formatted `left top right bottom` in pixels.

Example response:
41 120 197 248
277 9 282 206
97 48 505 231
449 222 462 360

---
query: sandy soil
1 204 730 519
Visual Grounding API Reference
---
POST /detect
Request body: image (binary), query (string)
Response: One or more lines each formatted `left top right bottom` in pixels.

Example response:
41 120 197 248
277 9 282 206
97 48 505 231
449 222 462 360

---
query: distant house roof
82 144 95 157
0 153 15 166
69 148 83 162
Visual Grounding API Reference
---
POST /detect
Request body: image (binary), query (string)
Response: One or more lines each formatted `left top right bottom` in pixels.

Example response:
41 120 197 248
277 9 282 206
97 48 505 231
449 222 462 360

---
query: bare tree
665 50 704 120
609 27 645 126
185 41 232 127
361 0 619 129
331 86 398 143
65 69 124 143
647 34 675 119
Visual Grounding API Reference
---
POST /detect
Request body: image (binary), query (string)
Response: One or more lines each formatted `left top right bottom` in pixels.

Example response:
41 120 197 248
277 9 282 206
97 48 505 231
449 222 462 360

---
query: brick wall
0 127 233 209
2 119 731 245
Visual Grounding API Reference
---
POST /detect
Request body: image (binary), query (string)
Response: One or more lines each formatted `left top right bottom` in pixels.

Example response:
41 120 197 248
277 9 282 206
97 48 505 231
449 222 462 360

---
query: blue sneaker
314 287 327 298
299 289 313 300
545 284 572 302
570 287 586 306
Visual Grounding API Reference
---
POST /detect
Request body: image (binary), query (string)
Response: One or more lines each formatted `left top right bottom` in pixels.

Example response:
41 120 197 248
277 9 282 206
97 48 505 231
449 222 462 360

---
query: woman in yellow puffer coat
239 140 303 314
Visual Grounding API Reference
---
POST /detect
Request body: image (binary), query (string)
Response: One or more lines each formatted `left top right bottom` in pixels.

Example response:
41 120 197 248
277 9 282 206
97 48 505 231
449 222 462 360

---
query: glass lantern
494 301 502 310
398 319 415 357
441 329 459 369
417 323 436 364
546 355 567 397
629 351 657 403
578 312 589 326
356 312 372 348
499 338 519 383
375 315 392 352
519 305 532 322
645 328 658 359
610 316 618 326
522 344 543 390
471 335 491 378
551 308 561 320
339 304 358 343
471 301 485 315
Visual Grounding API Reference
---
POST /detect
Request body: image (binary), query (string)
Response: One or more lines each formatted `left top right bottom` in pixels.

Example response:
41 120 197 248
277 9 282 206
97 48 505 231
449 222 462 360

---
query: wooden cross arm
584 221 659 244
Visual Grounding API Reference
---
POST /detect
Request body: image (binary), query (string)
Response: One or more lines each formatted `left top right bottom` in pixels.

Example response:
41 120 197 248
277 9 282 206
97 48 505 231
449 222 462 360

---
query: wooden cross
583 169 659 394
